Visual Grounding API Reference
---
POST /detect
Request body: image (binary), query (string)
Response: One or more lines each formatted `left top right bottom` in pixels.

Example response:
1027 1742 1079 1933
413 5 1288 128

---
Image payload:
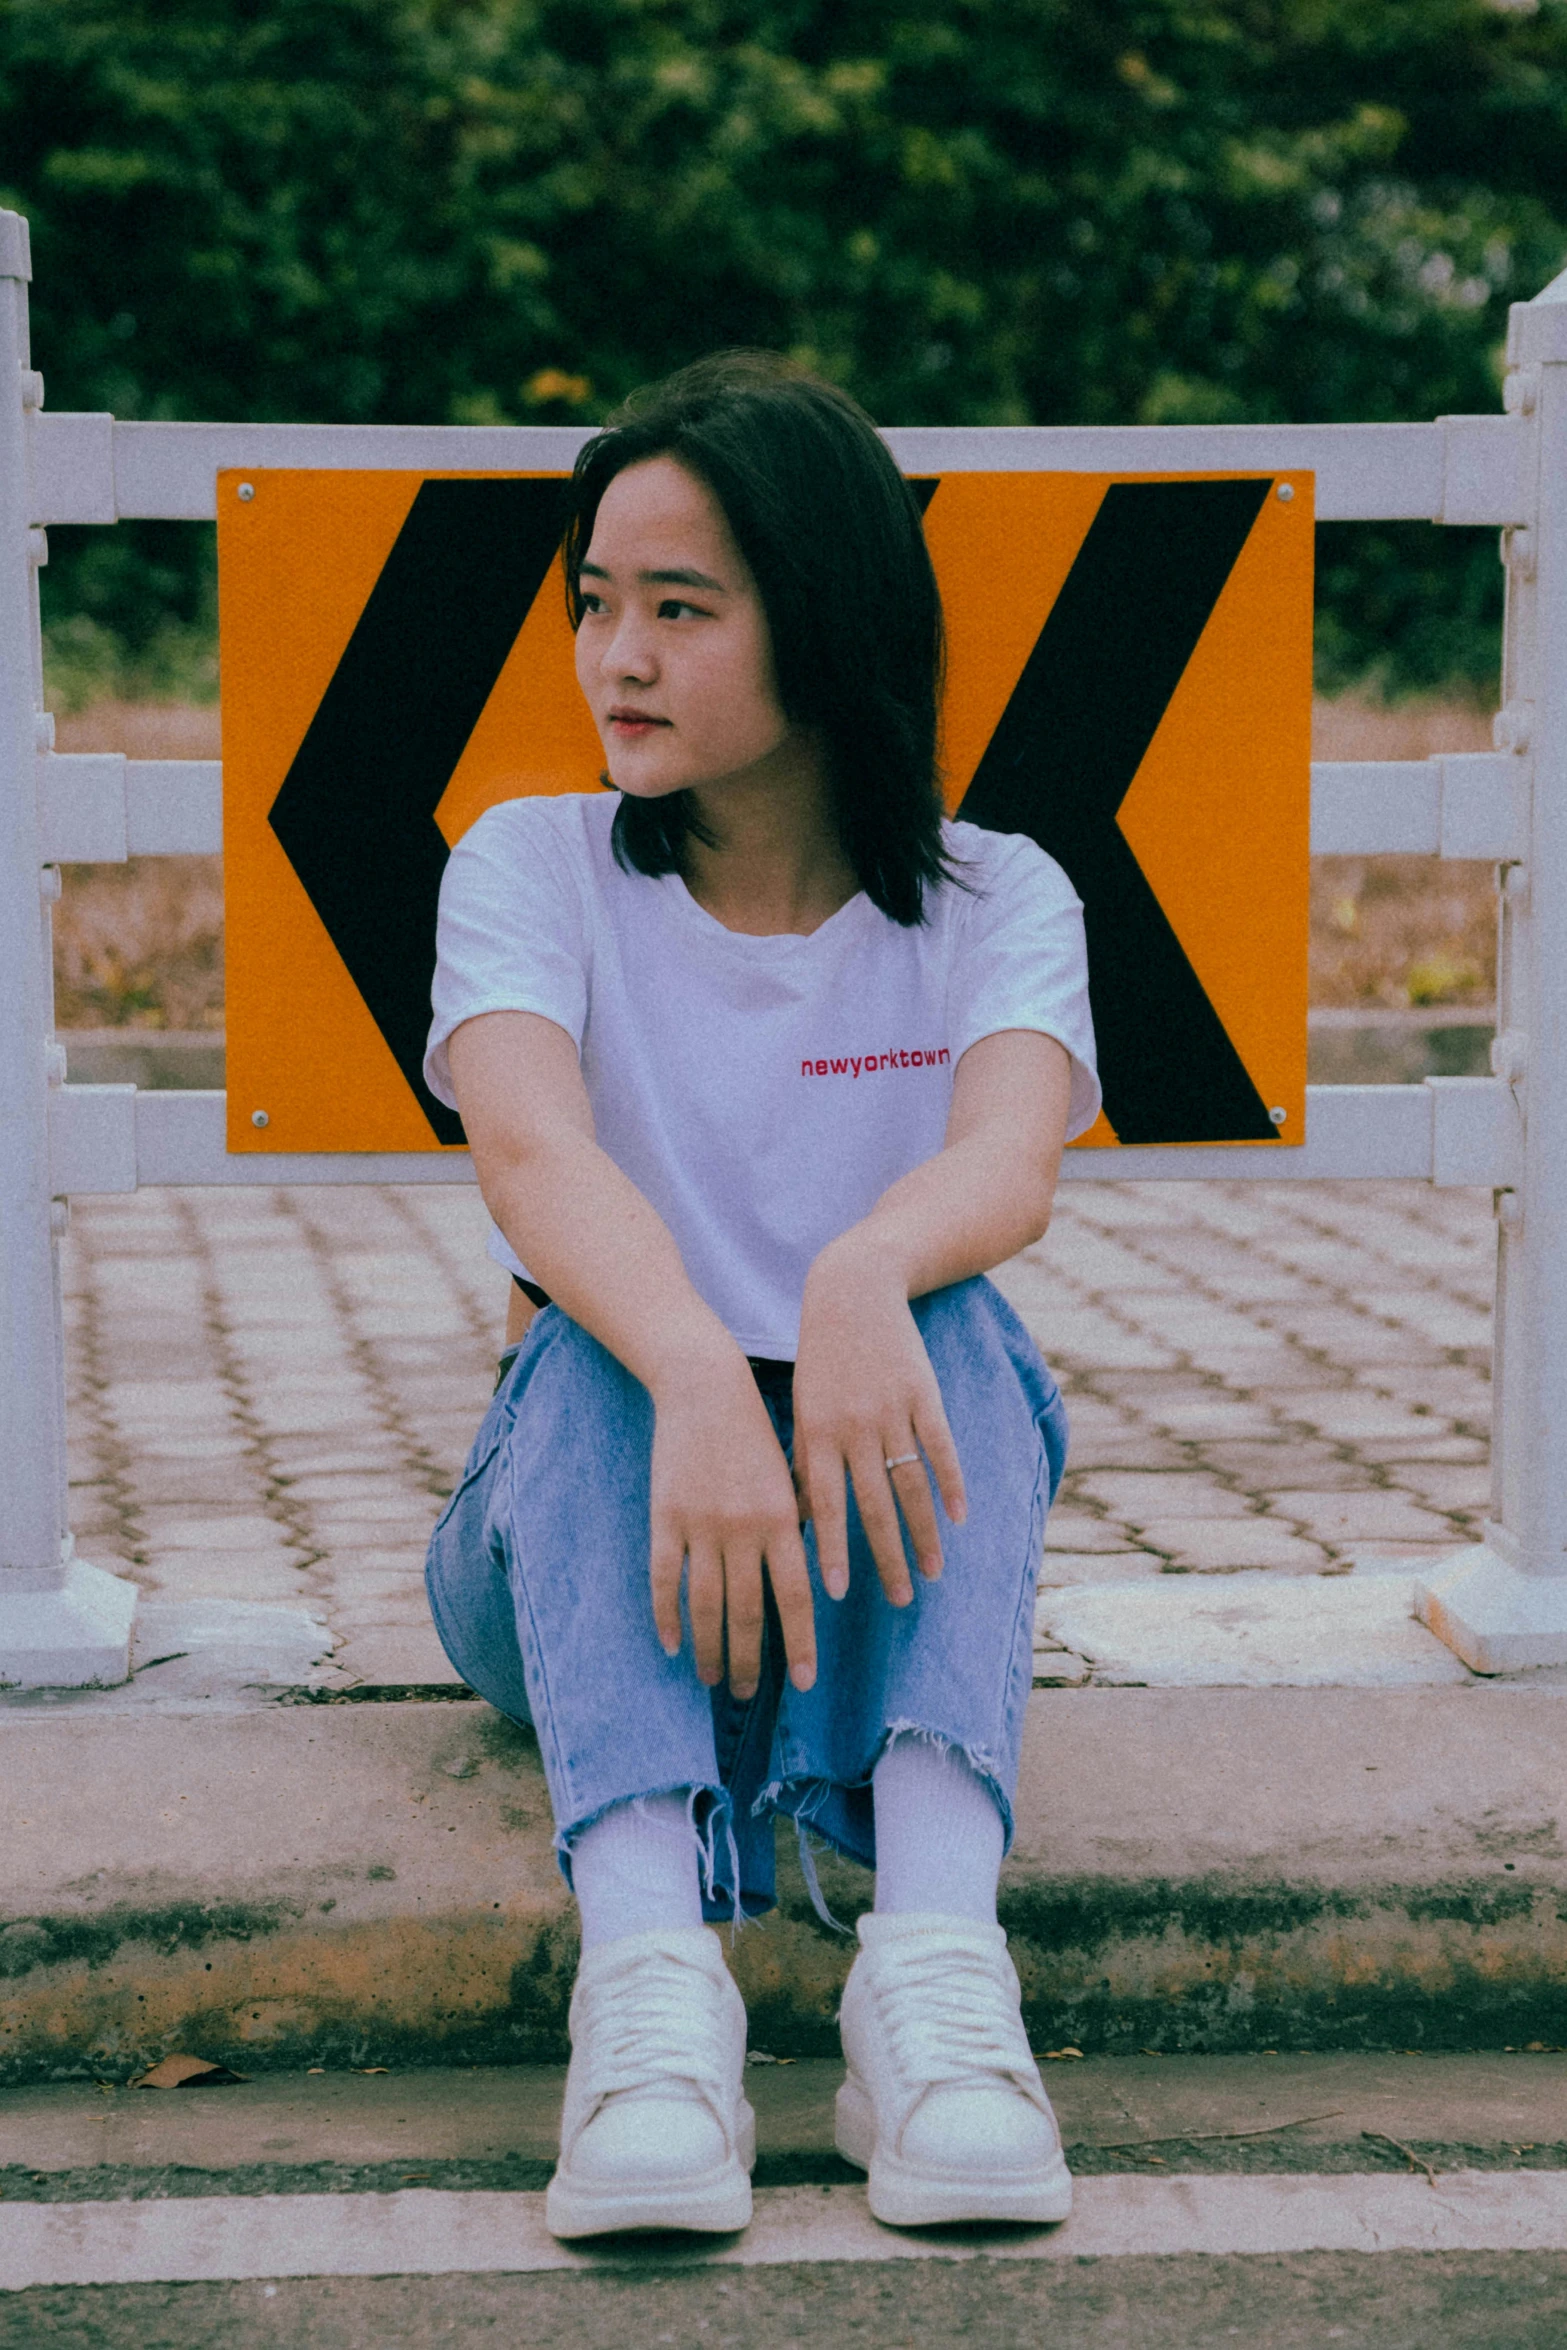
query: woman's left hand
792 1241 967 1607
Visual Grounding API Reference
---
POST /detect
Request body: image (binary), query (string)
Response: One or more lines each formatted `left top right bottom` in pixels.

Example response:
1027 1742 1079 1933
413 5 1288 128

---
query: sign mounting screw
251 1109 270 1128
1275 482 1294 502
237 482 255 502
1269 1106 1288 1124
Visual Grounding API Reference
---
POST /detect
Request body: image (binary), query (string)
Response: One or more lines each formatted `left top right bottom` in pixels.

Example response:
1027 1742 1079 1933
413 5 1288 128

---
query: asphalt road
7 2252 1567 2349
5 2055 1565 2348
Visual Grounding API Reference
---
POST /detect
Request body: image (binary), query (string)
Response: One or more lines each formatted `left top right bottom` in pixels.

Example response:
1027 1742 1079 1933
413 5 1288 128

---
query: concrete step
3 1687 1564 2086
4 2053 1564 2203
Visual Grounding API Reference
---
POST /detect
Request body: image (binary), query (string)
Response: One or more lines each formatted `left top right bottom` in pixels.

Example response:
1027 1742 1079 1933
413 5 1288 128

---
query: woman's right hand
449 1016 816 1697
648 1352 817 1702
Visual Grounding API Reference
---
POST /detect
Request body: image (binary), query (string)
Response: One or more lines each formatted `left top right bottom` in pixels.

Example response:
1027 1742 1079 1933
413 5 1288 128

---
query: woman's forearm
810 1030 1073 1303
815 1126 1057 1303
483 1128 740 1399
448 1012 740 1400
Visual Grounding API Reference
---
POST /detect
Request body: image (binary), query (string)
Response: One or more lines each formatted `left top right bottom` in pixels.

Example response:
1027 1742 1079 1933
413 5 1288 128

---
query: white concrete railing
28 746 1537 865
3 201 1566 1684
27 409 1536 523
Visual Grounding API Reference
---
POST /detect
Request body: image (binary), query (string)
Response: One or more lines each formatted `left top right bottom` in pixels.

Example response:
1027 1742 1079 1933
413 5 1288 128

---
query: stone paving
59 1179 1495 1688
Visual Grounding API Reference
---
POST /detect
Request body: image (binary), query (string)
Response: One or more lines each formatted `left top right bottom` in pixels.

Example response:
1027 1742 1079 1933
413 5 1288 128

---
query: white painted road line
2 2175 1566 2291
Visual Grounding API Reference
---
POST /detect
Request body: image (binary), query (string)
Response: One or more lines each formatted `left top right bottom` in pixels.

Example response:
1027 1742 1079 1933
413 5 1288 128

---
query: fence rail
5 201 1567 1686
31 748 1537 865
41 1075 1521 1196
27 410 1536 525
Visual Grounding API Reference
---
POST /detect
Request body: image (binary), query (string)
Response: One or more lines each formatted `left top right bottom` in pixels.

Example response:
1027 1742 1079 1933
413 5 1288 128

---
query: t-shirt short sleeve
946 830 1101 1140
424 800 591 1110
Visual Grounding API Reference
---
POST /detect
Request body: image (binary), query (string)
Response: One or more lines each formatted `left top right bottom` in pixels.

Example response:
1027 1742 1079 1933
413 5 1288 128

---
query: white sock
569 1792 705 1951
872 1735 1005 1925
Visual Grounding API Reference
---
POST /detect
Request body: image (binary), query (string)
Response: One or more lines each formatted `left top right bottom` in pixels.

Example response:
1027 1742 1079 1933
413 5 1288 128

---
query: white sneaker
545 1925 755 2239
835 1911 1074 2227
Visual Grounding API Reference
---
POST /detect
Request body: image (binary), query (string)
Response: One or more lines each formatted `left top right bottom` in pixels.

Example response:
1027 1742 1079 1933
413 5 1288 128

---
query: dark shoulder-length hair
561 351 964 927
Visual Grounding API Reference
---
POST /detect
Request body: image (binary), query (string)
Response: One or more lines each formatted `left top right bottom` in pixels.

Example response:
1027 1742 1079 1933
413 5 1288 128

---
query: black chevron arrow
268 476 573 1144
954 476 1280 1144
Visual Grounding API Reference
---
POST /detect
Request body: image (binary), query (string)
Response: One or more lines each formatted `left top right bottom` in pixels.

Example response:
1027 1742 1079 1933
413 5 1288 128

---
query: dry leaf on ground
132 2053 247 2089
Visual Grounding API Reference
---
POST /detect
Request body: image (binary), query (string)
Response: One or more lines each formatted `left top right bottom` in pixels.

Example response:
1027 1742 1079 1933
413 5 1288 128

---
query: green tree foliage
6 0 1566 699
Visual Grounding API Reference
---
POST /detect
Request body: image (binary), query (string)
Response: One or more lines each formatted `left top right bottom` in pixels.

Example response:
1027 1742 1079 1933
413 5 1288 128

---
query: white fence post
0 208 136 1685
1416 266 1567 1671
3 189 1561 1678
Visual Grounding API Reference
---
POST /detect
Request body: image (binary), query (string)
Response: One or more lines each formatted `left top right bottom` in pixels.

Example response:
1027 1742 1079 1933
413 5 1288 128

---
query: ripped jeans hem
554 1782 760 1928
757 1720 1014 1931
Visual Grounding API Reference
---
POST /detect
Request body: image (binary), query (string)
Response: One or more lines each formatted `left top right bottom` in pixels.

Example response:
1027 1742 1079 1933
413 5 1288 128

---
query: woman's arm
826 1026 1071 1293
448 1009 816 1698
793 1027 1073 1605
451 1009 729 1391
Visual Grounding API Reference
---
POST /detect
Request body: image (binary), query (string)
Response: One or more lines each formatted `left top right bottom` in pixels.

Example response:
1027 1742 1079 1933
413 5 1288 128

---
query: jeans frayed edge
879 1719 1016 1858
795 1823 852 1934
552 1783 746 1934
750 1776 854 1935
790 1779 853 1935
754 1720 1016 1912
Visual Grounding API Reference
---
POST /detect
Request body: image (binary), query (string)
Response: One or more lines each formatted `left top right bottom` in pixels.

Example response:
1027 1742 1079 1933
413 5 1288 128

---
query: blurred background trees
6 0 1566 706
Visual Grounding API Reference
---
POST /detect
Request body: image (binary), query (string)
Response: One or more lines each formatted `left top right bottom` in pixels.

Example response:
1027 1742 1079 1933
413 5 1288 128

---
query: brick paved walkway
60 1181 1494 1687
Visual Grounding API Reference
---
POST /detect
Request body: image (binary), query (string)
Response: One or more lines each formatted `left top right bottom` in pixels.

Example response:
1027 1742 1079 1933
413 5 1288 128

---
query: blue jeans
424 1275 1068 1922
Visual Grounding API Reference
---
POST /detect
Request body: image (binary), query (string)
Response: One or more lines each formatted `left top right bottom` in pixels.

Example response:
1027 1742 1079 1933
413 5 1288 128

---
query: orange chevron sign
220 466 1312 1154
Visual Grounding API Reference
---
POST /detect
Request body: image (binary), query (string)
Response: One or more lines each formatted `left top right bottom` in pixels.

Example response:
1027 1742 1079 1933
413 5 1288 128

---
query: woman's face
573 455 791 801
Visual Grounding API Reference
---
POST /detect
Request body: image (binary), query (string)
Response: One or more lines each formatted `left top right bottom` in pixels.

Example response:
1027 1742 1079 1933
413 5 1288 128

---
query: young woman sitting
422 354 1100 2240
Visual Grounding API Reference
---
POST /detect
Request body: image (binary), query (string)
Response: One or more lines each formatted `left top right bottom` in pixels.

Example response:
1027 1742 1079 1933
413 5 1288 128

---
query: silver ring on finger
884 1451 920 1471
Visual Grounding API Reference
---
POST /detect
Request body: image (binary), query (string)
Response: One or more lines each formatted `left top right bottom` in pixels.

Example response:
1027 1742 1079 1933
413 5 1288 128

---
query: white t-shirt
425 793 1099 1360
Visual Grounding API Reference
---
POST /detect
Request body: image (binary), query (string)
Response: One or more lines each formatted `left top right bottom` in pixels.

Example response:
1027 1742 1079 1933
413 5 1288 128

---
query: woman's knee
911 1278 1048 1416
503 1310 657 1513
